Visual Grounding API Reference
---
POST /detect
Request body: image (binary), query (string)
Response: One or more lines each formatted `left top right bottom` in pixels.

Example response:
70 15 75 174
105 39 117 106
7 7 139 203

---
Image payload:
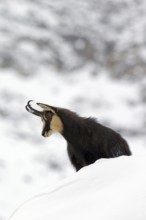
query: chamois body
56 108 131 171
26 101 131 171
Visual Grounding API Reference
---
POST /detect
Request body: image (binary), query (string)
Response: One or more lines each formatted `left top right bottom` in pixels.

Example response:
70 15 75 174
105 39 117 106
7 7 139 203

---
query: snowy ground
0 71 146 220
9 155 146 220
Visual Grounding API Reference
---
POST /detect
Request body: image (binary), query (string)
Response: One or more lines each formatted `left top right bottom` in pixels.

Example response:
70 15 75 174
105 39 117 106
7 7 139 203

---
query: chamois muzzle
25 100 42 117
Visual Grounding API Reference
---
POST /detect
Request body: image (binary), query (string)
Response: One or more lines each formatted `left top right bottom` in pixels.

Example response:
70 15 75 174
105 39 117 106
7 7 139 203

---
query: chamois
26 100 131 171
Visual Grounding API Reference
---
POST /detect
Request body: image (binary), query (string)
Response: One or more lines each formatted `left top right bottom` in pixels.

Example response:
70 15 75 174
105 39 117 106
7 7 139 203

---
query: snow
1 0 146 74
9 156 146 220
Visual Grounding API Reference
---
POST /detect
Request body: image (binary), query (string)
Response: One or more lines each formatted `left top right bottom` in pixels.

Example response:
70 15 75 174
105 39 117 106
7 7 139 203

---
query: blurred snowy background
0 0 146 219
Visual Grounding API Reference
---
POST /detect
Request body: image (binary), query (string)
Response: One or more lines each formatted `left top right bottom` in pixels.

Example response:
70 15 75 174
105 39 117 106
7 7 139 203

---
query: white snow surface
9 155 146 220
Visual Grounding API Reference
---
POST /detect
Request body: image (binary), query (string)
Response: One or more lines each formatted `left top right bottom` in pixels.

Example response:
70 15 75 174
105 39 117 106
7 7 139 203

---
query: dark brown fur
56 108 131 171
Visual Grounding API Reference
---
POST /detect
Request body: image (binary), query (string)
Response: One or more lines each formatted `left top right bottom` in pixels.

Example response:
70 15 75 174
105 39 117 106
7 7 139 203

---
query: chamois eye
45 111 53 119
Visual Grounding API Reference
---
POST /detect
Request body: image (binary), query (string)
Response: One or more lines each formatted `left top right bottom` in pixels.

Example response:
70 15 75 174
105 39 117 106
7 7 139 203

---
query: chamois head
25 100 63 137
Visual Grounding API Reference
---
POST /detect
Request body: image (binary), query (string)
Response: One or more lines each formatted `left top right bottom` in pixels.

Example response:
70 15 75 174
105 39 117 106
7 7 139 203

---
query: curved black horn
25 100 42 117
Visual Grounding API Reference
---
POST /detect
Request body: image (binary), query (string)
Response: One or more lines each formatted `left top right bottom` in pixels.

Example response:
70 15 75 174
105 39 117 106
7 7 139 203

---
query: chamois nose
42 131 47 137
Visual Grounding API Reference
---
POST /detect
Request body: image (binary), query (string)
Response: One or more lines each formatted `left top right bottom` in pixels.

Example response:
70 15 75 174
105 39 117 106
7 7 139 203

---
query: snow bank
9 155 146 220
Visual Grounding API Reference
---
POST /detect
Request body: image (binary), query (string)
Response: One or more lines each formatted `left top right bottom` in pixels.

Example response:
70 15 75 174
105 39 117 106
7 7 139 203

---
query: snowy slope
9 156 146 220
1 0 146 76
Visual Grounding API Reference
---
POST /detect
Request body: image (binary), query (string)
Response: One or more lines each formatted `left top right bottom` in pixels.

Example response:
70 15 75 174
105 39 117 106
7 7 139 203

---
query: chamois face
38 104 63 137
41 111 54 137
25 101 63 137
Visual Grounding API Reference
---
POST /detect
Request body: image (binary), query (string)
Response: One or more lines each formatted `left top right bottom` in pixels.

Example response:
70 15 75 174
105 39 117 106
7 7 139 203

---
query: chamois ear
37 103 56 114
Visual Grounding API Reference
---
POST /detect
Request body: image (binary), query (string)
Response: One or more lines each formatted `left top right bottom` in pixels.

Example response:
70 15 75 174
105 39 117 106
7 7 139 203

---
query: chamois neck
57 108 86 145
